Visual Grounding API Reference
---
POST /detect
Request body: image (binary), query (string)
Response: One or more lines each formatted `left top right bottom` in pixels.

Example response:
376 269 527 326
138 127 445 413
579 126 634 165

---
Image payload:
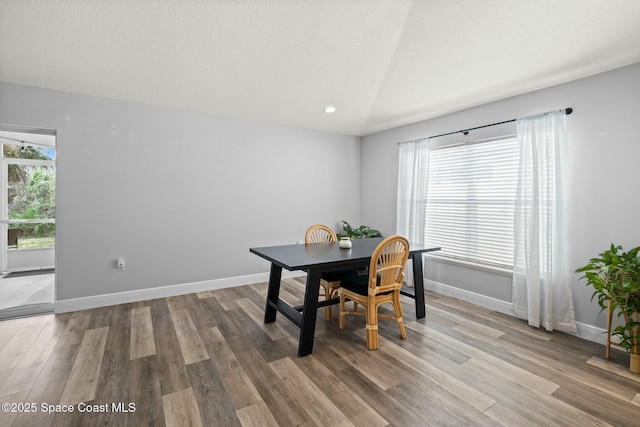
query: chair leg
606 299 613 359
322 281 341 321
324 306 332 321
339 292 346 330
392 294 407 340
321 281 333 321
366 300 379 350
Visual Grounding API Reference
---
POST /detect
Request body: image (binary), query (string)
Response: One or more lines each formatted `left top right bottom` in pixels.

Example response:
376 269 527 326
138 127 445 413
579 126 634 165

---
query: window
3 143 56 250
424 136 518 267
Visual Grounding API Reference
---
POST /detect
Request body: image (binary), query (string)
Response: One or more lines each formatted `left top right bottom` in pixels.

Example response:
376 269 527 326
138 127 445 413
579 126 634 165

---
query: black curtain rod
401 108 573 143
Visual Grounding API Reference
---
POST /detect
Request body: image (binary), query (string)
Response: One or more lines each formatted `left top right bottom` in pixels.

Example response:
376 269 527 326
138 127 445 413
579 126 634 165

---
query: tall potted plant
576 244 640 373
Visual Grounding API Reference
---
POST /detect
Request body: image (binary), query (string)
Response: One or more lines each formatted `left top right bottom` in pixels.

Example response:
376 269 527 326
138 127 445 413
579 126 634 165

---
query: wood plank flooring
1 278 639 426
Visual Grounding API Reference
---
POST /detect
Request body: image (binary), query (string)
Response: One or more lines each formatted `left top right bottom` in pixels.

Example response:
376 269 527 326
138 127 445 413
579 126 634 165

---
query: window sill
423 253 513 276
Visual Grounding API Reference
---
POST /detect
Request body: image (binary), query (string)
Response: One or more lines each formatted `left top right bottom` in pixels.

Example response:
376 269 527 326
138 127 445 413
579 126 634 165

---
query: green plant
8 166 55 221
576 244 640 356
336 221 382 240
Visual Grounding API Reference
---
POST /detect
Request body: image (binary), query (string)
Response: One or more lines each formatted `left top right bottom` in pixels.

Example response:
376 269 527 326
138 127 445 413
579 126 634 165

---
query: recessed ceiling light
324 105 336 114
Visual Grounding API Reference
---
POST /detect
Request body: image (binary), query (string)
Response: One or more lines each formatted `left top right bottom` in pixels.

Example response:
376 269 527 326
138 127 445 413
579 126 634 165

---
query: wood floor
1 278 639 426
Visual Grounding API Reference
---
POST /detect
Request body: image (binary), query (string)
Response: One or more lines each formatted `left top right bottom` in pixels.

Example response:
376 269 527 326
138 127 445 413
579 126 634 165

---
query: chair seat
321 269 358 283
341 274 391 296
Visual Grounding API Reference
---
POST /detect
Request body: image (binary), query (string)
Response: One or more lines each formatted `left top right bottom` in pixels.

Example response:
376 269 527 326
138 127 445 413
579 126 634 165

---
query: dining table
249 237 441 356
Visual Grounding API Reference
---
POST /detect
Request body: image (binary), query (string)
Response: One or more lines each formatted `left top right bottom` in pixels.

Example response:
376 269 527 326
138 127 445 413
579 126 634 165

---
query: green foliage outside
4 144 56 248
9 167 56 221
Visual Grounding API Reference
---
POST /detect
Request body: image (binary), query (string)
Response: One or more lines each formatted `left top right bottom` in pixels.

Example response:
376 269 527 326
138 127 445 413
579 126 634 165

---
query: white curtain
512 110 576 332
397 138 429 287
397 138 429 243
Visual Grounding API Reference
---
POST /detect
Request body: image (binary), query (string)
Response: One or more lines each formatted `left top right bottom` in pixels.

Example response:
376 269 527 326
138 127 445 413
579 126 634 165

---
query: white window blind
425 136 518 267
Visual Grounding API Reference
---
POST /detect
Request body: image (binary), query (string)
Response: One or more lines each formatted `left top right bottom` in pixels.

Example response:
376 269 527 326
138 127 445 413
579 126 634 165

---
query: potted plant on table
336 220 383 274
336 221 382 240
576 244 640 373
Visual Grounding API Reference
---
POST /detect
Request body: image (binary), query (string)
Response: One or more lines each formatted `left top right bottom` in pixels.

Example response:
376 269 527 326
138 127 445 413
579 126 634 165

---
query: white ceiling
1 1 639 136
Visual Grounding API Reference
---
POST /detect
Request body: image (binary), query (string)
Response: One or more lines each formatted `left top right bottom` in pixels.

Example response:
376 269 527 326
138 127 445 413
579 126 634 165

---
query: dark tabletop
250 237 440 271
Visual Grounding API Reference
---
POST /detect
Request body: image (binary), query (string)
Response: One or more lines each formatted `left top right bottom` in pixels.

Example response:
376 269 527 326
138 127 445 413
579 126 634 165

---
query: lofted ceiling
1 0 639 136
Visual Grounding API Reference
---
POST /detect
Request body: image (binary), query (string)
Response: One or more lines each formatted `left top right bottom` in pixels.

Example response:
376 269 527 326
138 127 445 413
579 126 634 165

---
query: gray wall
360 62 640 330
1 62 638 331
0 83 360 301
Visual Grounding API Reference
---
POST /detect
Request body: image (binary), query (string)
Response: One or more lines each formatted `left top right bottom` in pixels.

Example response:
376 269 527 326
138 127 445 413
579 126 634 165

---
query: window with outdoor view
3 144 56 249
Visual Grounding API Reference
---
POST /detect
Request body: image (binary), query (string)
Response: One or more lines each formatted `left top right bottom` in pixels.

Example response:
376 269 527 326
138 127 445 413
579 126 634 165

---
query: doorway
0 126 56 319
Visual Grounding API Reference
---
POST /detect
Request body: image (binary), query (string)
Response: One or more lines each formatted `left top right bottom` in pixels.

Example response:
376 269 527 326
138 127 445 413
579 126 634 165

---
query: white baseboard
424 279 608 346
574 321 608 346
425 279 515 316
54 271 306 314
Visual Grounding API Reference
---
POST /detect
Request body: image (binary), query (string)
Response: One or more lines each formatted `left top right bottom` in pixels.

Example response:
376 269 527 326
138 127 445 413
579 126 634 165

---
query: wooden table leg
264 263 282 323
412 252 426 319
298 269 321 357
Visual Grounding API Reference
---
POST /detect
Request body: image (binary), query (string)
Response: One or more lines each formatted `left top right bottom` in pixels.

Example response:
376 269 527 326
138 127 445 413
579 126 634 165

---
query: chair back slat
305 224 338 243
369 235 409 295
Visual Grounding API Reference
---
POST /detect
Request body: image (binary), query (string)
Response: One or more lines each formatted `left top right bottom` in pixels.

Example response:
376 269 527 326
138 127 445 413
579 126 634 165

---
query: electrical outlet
117 258 125 271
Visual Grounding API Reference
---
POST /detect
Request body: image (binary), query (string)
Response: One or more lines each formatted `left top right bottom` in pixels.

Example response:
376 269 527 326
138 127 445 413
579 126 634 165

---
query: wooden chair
305 224 337 244
339 235 409 350
305 224 358 321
